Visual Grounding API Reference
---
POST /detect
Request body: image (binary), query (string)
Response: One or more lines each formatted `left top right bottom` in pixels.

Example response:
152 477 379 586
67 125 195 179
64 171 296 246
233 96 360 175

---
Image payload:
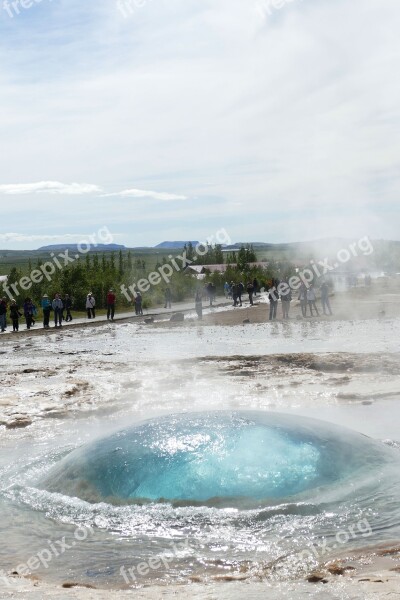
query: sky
0 0 399 249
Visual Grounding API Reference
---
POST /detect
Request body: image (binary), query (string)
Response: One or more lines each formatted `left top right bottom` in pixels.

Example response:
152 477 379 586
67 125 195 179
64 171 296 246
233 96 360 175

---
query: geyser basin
41 411 387 506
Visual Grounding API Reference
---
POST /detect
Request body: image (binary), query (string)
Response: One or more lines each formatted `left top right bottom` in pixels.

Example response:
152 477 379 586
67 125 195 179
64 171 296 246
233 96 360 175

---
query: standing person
281 283 292 319
31 300 37 326
135 292 143 316
41 294 52 329
195 289 203 320
253 278 259 297
164 288 172 309
64 294 73 321
224 281 230 298
298 283 308 317
211 283 216 304
206 282 214 306
246 281 254 306
9 300 21 332
23 297 34 329
307 284 319 317
320 282 333 316
86 293 96 319
231 282 238 307
268 282 279 321
52 293 64 327
106 289 116 321
0 297 7 332
237 282 244 307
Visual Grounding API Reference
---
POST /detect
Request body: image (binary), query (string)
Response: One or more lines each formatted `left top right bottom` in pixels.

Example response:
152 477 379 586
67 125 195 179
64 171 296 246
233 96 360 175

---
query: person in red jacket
107 289 116 321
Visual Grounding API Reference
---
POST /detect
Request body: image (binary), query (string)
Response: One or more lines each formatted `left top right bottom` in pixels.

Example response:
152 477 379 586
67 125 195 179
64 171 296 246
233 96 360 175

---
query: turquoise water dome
41 411 386 506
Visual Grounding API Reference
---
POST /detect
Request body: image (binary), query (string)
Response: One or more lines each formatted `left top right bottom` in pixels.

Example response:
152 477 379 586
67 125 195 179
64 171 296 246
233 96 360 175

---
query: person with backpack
86 293 96 318
107 289 116 321
52 293 64 327
41 294 52 329
10 300 22 332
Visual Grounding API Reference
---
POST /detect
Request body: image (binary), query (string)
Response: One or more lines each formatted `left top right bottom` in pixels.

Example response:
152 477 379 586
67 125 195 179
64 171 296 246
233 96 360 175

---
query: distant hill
37 244 126 251
155 241 199 249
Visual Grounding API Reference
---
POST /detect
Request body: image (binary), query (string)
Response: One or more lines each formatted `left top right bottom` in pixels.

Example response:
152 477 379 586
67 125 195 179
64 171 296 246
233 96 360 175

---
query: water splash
41 411 390 506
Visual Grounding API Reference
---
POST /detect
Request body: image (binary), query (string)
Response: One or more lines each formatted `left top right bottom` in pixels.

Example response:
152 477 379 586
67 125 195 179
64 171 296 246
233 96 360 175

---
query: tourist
237 282 244 307
281 283 292 319
0 297 7 332
320 281 333 316
31 300 37 326
268 280 279 321
9 300 21 332
41 294 52 329
52 293 63 327
231 282 238 307
107 288 116 321
253 278 259 297
195 289 203 320
164 288 172 309
86 292 96 319
206 282 215 306
135 292 143 315
298 283 308 317
64 294 73 321
246 281 254 306
23 297 34 329
307 284 319 317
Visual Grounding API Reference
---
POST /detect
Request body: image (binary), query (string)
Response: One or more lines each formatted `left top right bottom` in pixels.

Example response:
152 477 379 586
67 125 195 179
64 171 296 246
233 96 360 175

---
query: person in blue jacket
41 294 52 329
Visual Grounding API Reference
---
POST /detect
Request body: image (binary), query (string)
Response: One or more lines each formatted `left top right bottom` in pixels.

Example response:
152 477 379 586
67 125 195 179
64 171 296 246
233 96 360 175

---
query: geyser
41 411 386 506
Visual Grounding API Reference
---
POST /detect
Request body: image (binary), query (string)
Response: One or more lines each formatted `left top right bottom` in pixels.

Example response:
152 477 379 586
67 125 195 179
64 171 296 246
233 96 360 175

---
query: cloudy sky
0 0 399 249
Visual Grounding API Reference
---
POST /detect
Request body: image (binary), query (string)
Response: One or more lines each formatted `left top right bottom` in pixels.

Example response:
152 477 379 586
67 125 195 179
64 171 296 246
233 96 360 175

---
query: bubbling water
41 411 389 507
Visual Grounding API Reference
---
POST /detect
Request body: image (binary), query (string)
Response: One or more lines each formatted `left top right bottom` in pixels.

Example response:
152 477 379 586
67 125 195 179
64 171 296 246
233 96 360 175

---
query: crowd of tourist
223 278 333 320
0 279 333 333
0 289 116 332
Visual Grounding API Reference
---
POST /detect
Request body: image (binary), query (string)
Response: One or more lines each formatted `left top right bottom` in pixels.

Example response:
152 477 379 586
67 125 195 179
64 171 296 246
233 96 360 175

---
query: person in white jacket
86 293 96 319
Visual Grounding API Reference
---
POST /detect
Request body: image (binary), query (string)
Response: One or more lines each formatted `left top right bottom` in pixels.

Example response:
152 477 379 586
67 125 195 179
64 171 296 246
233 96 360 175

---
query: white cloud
0 0 399 246
0 182 102 195
102 188 188 201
